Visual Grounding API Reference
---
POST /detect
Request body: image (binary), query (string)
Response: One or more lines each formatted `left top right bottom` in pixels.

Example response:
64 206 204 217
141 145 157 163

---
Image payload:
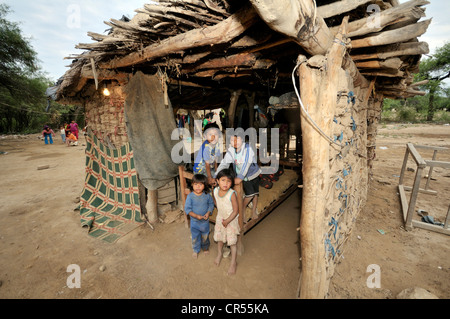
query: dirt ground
0 123 448 299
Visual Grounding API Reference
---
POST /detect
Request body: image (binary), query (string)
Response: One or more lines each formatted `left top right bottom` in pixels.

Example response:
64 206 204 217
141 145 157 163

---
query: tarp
80 133 144 243
124 71 178 190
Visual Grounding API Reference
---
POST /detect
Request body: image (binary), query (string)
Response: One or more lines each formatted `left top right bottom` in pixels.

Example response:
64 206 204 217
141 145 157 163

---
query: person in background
66 131 78 147
70 120 79 139
42 125 55 145
64 122 70 137
59 126 66 143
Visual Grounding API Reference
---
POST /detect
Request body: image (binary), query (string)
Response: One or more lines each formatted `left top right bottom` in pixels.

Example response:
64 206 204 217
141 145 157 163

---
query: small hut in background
50 0 430 298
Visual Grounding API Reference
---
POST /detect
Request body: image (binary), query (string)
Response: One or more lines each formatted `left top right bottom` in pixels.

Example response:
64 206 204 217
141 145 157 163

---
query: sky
3 0 450 83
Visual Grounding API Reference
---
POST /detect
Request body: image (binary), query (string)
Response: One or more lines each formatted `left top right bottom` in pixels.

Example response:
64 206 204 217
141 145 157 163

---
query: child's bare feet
214 254 222 266
192 252 198 259
203 249 209 255
251 208 259 220
228 261 237 275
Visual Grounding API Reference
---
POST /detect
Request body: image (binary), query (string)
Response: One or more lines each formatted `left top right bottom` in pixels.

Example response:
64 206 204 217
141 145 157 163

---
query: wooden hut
50 0 431 298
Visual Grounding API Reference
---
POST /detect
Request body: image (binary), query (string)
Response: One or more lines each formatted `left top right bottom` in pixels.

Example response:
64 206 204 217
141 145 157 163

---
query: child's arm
235 144 254 181
215 149 233 178
222 192 239 227
184 194 194 217
189 211 204 220
205 164 215 186
202 194 215 220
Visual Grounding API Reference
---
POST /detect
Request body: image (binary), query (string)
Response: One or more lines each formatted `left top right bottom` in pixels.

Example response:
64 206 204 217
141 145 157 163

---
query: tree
0 4 39 99
416 42 450 121
0 4 65 133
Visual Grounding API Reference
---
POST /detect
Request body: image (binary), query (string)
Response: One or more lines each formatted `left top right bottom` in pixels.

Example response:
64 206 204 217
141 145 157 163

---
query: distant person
213 169 240 275
59 126 66 143
193 123 221 186
64 122 70 136
184 174 214 259
66 131 78 147
202 115 208 130
42 126 55 145
70 120 79 139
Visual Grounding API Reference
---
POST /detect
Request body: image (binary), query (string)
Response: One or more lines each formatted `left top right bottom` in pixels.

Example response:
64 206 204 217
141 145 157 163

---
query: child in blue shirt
193 123 221 186
184 174 215 258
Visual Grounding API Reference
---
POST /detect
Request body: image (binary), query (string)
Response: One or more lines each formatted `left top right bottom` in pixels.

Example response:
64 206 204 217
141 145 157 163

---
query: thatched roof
53 0 431 109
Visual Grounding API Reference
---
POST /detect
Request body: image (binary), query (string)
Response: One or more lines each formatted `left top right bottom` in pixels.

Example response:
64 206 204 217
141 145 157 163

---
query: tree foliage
383 43 450 123
0 4 79 133
416 42 450 121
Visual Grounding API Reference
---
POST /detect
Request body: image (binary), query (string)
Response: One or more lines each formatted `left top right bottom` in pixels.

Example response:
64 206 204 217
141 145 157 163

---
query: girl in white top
213 168 240 275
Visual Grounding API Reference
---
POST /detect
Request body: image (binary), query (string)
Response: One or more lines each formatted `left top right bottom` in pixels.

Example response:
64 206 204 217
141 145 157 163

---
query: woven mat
79 134 144 243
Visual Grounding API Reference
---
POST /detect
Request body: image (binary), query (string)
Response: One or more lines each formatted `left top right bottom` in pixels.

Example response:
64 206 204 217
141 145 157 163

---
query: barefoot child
184 174 215 258
213 169 240 275
216 134 261 221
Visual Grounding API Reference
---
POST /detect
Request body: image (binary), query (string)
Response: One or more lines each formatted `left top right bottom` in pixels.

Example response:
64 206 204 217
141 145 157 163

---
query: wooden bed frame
178 162 300 254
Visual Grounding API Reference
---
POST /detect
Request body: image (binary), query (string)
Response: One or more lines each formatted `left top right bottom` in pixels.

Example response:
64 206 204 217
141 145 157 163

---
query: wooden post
235 183 245 255
298 17 349 299
245 92 256 128
146 189 158 223
424 149 438 190
444 205 450 229
178 165 189 228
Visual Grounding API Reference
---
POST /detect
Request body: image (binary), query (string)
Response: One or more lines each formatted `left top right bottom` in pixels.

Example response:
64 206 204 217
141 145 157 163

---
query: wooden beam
318 0 373 19
249 0 334 55
80 65 129 83
99 4 259 69
351 19 431 49
330 0 428 38
355 57 403 69
186 52 260 72
351 42 429 61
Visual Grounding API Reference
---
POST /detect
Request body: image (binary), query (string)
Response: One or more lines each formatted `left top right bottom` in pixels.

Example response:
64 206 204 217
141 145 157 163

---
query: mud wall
324 68 370 282
84 83 128 148
324 74 385 292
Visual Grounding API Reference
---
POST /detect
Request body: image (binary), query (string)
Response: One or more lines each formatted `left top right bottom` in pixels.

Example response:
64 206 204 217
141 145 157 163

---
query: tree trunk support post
298 17 350 299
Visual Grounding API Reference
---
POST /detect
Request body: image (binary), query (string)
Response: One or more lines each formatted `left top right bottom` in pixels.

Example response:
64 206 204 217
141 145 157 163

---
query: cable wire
291 62 342 148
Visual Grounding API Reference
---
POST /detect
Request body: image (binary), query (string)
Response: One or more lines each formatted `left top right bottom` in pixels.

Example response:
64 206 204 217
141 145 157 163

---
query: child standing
184 174 215 258
213 169 240 275
216 134 261 221
193 123 221 186
59 126 66 143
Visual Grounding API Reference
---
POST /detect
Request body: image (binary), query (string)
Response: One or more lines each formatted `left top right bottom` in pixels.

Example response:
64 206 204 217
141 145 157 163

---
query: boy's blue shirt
184 191 215 225
193 140 219 175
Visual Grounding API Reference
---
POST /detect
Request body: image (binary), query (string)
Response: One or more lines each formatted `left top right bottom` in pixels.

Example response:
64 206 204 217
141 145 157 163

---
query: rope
291 62 342 148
